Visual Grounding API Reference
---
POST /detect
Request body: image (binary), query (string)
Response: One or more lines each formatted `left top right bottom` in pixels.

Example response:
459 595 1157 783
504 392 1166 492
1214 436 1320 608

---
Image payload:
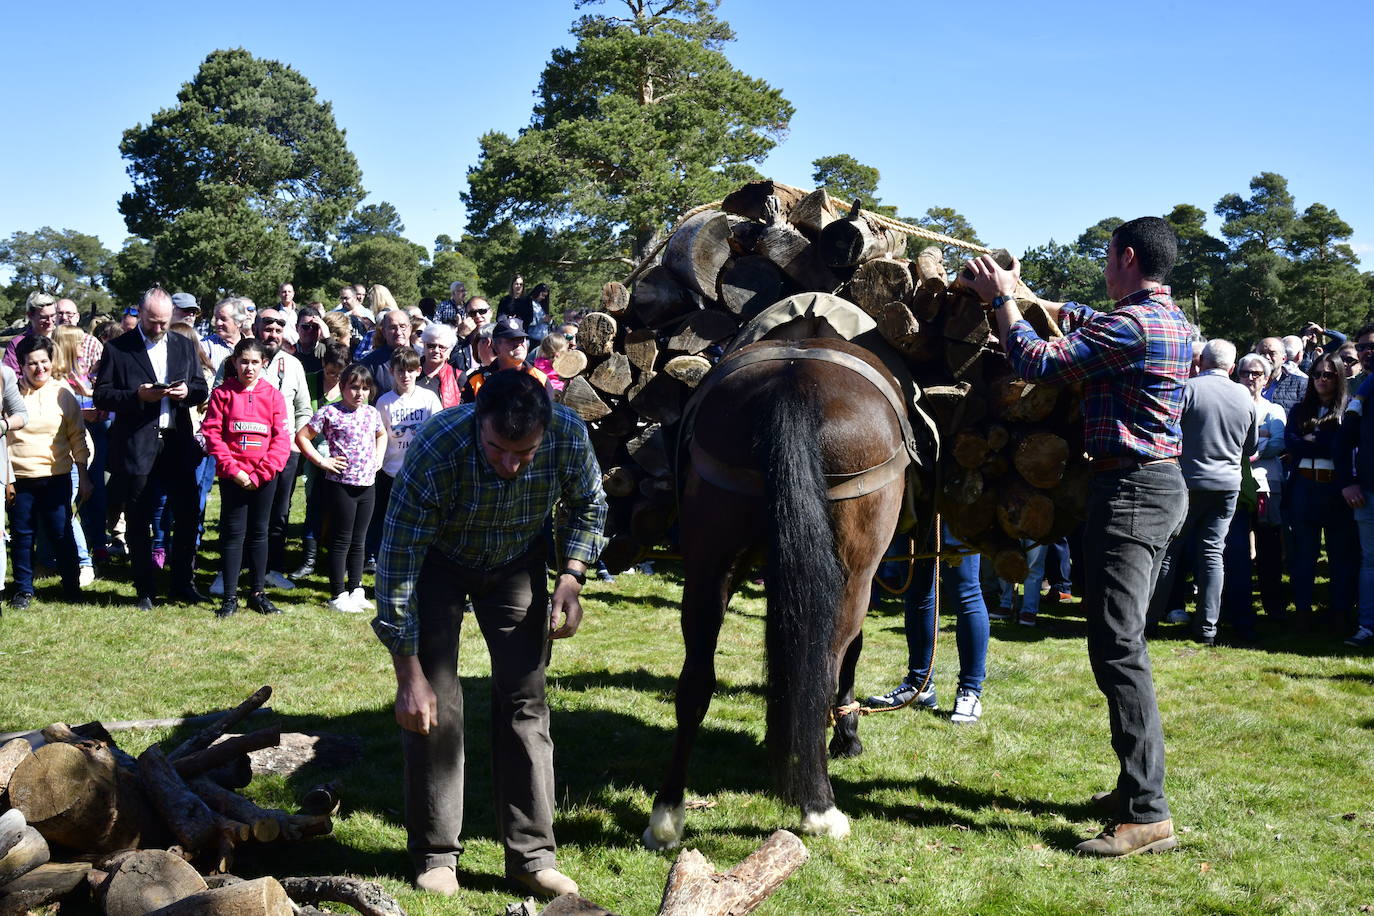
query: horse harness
687 345 920 501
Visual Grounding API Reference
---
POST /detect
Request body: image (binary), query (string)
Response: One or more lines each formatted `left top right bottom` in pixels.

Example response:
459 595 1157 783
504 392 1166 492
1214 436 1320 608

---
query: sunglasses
564 333 576 341
1358 343 1374 352
1341 356 1358 365
1240 369 1265 377
259 317 287 329
468 308 490 317
1315 371 1340 380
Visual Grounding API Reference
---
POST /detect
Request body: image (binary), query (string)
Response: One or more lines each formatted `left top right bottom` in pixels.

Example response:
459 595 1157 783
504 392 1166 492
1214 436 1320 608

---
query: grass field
2 520 1373 915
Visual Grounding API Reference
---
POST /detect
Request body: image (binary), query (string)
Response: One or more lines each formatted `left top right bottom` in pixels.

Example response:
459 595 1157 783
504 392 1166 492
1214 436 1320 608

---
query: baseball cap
170 292 201 314
492 315 528 340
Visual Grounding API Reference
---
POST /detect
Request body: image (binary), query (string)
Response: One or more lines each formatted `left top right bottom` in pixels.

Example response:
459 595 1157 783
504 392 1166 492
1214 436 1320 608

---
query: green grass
3 523 1374 915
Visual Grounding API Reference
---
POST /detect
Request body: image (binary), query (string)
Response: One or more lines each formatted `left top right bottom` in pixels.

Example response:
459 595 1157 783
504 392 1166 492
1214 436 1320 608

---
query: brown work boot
511 868 579 899
1075 819 1178 857
1090 789 1118 814
415 865 460 895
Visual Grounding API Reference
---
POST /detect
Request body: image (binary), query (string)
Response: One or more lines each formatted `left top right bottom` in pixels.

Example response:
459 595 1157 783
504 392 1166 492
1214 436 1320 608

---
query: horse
643 331 930 849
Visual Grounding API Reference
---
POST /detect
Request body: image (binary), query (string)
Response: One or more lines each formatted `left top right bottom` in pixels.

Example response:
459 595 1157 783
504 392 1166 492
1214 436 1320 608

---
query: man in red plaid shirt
965 216 1192 858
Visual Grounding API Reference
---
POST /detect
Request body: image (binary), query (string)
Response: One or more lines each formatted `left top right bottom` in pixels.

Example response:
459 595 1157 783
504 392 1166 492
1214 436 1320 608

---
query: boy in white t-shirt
368 347 444 565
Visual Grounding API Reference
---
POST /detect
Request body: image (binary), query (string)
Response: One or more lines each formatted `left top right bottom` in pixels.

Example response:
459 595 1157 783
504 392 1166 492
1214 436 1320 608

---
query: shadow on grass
550 667 765 702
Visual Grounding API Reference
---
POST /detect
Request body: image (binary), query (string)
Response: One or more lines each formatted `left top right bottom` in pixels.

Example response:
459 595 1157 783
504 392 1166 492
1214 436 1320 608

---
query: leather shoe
171 586 211 604
216 597 239 618
510 868 578 899
414 866 459 896
1075 819 1178 857
248 591 283 615
136 596 155 611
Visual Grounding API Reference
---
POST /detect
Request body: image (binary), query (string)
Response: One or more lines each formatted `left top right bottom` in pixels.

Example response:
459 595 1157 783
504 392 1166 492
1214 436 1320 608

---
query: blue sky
3 0 1370 275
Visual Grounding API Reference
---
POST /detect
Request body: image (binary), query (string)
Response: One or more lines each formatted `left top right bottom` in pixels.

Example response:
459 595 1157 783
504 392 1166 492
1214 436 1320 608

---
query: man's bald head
55 298 80 326
139 288 174 341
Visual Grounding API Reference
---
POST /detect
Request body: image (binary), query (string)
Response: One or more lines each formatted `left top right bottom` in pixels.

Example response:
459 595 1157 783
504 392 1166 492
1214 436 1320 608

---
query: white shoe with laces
349 587 374 613
78 566 96 587
950 688 983 724
264 570 296 590
328 592 366 614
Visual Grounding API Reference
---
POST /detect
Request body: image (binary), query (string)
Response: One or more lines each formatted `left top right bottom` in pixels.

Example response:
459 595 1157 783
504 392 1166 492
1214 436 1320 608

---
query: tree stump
100 849 208 916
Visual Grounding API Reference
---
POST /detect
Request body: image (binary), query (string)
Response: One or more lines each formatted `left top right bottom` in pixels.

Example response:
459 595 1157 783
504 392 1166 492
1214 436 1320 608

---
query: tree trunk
721 180 806 221
664 210 732 300
657 829 809 916
189 779 285 843
715 256 787 318
138 745 233 853
1014 432 1071 489
0 861 91 916
145 876 293 916
0 827 48 887
560 377 612 422
99 849 208 916
167 687 272 762
278 876 406 916
846 258 913 317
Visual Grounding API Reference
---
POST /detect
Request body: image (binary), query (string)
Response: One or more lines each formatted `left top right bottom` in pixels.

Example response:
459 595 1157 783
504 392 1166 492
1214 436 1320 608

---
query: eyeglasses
1341 356 1358 365
564 333 576 341
467 308 489 317
1240 369 1265 377
259 317 286 329
1357 343 1374 352
1315 371 1339 380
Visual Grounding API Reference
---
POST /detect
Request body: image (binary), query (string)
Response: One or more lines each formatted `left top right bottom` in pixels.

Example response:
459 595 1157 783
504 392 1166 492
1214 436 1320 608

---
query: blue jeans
1151 489 1237 639
998 541 1048 615
11 475 80 596
904 526 988 696
80 417 109 553
195 455 216 549
1046 535 1073 594
1221 506 1257 639
1355 491 1374 632
1083 460 1187 825
1287 474 1356 620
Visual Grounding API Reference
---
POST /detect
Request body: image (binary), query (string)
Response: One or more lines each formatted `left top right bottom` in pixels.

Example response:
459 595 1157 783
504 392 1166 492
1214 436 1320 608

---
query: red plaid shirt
1005 286 1193 460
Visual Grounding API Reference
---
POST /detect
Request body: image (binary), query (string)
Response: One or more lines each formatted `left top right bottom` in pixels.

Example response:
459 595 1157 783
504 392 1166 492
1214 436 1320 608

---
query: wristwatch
991 293 1017 310
559 567 587 586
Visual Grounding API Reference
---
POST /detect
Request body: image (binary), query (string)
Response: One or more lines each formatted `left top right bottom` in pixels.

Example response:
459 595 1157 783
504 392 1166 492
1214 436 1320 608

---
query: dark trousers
266 452 300 572
218 475 280 595
1287 474 1357 624
402 547 556 877
123 439 200 600
1046 535 1073 594
11 475 80 596
365 470 395 561
1083 461 1187 825
321 478 374 595
1150 489 1238 640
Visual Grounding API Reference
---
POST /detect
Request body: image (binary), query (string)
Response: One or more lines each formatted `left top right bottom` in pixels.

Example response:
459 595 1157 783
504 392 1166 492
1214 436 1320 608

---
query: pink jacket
202 377 291 486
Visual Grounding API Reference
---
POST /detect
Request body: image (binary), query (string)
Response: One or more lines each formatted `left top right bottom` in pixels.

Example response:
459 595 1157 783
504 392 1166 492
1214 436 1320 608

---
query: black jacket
94 328 209 476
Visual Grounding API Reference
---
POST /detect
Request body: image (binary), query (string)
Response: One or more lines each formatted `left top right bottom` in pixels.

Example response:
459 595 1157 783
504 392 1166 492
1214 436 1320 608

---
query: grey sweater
1179 369 1258 491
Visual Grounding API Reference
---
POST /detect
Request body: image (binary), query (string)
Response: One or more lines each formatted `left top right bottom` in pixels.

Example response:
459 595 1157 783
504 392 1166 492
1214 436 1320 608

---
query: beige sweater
7 381 89 479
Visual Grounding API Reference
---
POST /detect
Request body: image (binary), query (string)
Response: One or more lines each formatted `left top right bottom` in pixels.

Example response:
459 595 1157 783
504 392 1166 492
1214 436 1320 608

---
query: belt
1089 455 1178 474
1297 467 1335 483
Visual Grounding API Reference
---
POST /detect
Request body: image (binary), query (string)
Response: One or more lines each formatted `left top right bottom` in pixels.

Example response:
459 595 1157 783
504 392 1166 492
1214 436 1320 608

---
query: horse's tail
754 371 843 806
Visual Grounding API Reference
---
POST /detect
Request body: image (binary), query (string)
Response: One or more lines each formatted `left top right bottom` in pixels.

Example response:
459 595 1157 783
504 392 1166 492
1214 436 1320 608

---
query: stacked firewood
557 180 1088 579
0 687 404 916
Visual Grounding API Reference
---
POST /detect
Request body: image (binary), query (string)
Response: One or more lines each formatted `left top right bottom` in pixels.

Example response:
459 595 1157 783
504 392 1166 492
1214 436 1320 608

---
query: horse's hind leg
644 480 758 850
830 630 864 759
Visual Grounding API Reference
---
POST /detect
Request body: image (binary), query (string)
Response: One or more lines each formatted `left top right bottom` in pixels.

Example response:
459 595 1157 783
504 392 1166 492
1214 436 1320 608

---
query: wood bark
6 739 135 852
657 829 809 916
0 740 33 803
623 329 659 374
138 745 231 852
788 188 838 237
0 827 48 887
913 246 947 289
551 348 589 381
664 210 732 299
590 353 634 396
846 257 913 317
993 549 1031 583
278 876 406 916
100 849 208 916
145 876 293 916
727 216 764 255
190 778 285 843
721 180 806 221
716 255 787 318
630 266 698 329
942 291 990 347
666 310 738 355
662 355 712 389
576 312 618 358
0 812 21 863
167 686 272 762
560 376 613 422
0 861 91 916
989 377 1059 424
818 212 905 267
1014 432 1071 489
920 383 972 437
600 281 630 317
872 301 928 360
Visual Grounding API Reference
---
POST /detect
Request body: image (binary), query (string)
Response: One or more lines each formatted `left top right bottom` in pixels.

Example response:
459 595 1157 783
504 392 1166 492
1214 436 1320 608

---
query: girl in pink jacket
202 338 291 617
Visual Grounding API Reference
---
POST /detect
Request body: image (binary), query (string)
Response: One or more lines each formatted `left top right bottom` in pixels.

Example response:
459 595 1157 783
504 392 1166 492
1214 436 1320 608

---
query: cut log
872 301 929 360
754 213 813 287
299 782 343 817
0 812 23 863
598 408 638 439
602 467 639 499
626 427 670 478
577 312 618 358
560 376 613 422
138 745 229 852
0 827 47 887
167 686 273 762
944 492 998 542
846 258 913 317
985 424 1011 451
0 740 31 803
100 849 208 916
913 246 947 290
173 726 280 780
788 188 838 237
657 829 808 916
629 373 688 425
727 216 764 255
624 329 659 374
551 348 589 381
818 211 905 268
1014 432 1071 489
664 210 732 299
6 740 132 852
721 180 806 221
542 895 620 916
942 292 990 347
945 341 986 383
989 377 1059 424
278 876 406 916
146 875 293 916
920 383 972 437
630 266 699 329
662 355 712 389
589 353 634 396
952 431 992 470
0 861 91 916
941 467 984 506
280 813 332 842
955 247 1016 288
715 256 787 318
190 779 284 843
997 483 1055 541
201 757 253 791
910 284 945 323
993 550 1030 583
666 310 738 355
600 281 630 318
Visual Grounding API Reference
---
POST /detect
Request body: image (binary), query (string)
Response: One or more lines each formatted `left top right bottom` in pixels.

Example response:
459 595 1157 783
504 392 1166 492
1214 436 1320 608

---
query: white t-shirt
377 387 444 476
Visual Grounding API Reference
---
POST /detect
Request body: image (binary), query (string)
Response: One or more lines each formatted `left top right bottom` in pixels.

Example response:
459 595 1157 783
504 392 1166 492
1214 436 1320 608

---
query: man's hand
455 315 477 338
136 383 166 403
549 575 584 639
393 655 439 735
1344 484 1366 509
164 381 189 401
962 254 1021 304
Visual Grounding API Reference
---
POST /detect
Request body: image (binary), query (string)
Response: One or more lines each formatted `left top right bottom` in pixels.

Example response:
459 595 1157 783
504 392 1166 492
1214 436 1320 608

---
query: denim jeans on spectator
1083 460 1186 825
1351 491 1374 632
195 455 216 549
79 416 109 553
11 474 81 596
1220 506 1257 639
904 526 988 696
1045 535 1074 595
1287 474 1356 623
998 541 1048 615
1151 489 1237 640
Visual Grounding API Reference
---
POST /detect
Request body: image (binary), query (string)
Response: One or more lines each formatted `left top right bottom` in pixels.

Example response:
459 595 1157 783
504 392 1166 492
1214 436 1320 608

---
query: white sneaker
349 587 374 613
1165 608 1191 624
327 592 366 614
78 566 96 587
209 573 225 596
264 570 296 590
950 688 983 724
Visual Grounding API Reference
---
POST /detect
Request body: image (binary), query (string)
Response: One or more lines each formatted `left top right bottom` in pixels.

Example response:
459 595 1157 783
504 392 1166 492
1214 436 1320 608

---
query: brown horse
643 334 927 848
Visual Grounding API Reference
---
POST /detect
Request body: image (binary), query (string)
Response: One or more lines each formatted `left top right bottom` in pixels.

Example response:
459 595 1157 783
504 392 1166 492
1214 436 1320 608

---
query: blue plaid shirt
371 403 608 655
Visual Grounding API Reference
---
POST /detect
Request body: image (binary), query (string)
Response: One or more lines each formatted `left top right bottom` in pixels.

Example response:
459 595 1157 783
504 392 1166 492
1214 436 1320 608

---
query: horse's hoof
829 736 864 759
643 802 686 850
800 807 851 839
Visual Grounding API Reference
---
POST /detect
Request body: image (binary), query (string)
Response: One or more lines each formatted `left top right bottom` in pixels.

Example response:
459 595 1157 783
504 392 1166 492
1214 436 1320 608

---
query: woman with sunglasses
1284 353 1357 635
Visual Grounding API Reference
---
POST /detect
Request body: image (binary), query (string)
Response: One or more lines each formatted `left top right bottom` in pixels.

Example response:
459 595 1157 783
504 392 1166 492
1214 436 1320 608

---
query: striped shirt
372 402 608 656
1005 286 1192 460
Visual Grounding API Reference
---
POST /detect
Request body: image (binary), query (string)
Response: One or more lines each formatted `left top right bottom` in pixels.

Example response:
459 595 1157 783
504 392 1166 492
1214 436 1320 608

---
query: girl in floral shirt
296 364 386 614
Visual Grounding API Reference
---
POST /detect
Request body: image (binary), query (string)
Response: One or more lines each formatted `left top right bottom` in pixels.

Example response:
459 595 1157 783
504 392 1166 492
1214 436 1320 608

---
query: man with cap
170 292 201 326
3 292 58 372
461 316 551 402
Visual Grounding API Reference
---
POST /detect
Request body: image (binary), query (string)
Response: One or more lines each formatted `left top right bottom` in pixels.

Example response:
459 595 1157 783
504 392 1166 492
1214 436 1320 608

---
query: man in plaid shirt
965 216 1191 858
373 369 607 900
